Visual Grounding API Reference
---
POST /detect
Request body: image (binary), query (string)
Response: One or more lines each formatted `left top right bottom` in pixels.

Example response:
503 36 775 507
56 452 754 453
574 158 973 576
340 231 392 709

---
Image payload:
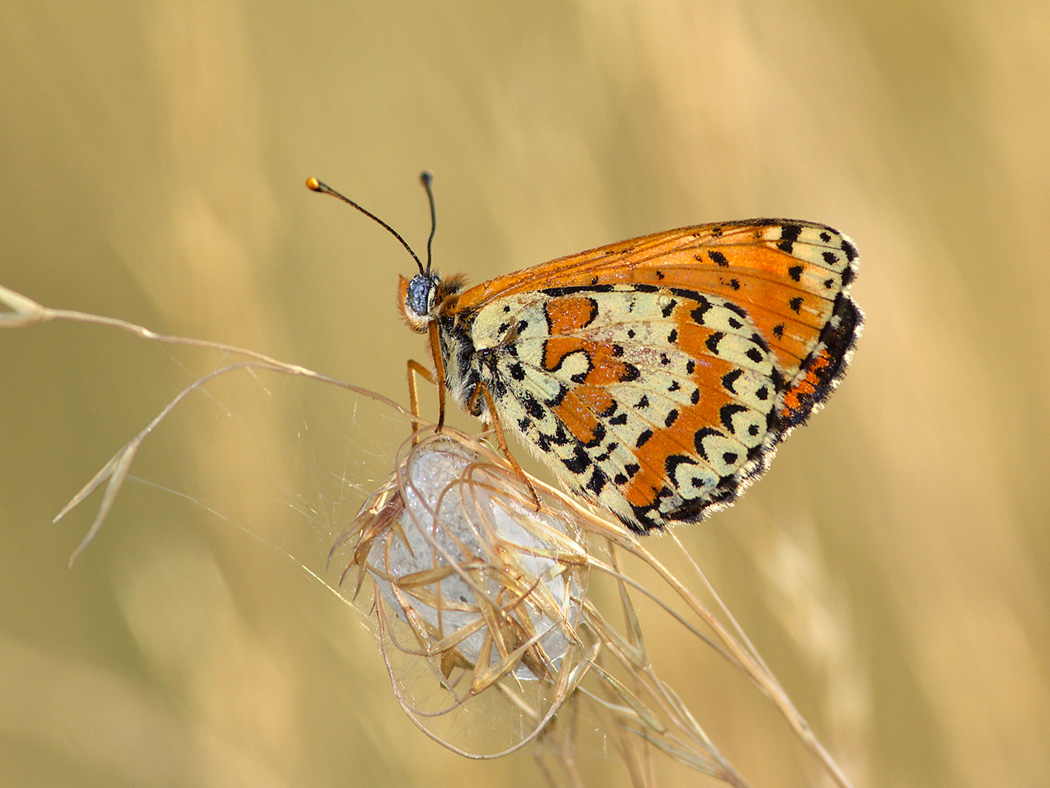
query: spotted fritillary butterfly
309 176 861 533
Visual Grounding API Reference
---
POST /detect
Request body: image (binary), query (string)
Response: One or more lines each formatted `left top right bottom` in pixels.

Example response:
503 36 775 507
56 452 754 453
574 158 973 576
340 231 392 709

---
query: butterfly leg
468 382 541 511
406 359 440 448
427 322 448 430
406 359 434 423
404 321 450 432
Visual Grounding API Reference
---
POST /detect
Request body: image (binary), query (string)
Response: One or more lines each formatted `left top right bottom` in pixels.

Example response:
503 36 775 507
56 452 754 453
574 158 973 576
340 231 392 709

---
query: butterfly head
398 271 439 332
306 172 445 334
398 270 466 333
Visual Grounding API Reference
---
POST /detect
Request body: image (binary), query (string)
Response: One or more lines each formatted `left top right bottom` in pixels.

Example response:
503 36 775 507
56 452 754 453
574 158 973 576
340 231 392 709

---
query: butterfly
308 175 862 534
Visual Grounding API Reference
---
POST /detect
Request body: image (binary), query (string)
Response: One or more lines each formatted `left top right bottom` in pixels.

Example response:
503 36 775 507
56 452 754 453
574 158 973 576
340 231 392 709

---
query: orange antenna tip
305 174 427 274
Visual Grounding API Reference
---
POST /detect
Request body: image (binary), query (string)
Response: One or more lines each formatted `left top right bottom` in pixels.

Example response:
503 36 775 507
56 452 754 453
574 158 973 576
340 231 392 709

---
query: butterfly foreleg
468 382 541 512
427 321 448 430
405 320 450 434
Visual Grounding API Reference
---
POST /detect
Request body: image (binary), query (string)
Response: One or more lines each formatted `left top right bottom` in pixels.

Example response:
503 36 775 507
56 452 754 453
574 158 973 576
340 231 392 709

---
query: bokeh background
2 1 1048 786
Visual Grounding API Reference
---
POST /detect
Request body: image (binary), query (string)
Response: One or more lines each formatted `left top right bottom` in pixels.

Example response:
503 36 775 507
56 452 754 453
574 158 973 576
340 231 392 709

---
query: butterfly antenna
306 177 425 275
420 171 437 275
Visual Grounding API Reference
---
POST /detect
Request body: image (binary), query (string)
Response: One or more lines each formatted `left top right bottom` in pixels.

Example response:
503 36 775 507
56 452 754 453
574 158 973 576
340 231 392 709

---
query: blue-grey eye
406 274 435 317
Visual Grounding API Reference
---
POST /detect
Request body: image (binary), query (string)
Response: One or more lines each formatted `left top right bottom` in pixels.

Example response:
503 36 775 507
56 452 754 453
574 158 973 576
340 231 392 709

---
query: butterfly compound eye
405 274 435 319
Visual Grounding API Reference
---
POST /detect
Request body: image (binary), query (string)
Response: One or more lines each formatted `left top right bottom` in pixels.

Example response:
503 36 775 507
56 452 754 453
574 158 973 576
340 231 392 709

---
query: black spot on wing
546 384 570 408
719 403 748 433
585 469 606 494
690 296 712 325
540 285 614 297
693 427 721 461
778 224 802 253
561 445 591 474
582 422 607 448
721 369 743 393
523 393 544 419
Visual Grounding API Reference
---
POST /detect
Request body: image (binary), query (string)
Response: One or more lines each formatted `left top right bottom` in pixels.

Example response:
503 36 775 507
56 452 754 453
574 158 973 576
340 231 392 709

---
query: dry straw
1 283 854 788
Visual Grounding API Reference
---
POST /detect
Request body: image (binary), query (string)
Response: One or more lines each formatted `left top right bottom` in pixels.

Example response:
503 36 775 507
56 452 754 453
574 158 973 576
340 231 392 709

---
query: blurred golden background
2 1 1048 786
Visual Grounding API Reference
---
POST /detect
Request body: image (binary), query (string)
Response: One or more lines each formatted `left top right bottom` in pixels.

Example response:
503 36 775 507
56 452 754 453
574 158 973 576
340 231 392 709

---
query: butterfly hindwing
468 284 782 531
